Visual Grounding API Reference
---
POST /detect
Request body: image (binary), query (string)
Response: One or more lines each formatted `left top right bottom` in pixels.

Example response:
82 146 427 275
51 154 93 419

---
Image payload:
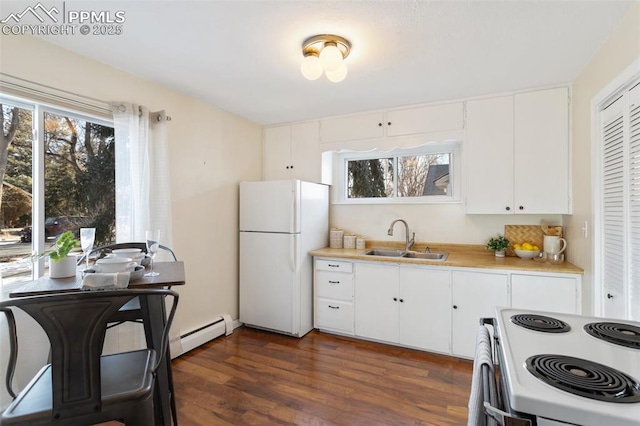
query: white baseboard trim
172 315 241 357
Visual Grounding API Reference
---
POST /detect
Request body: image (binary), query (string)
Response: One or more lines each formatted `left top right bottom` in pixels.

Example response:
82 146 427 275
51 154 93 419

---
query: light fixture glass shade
325 62 348 83
300 54 323 80
319 43 343 72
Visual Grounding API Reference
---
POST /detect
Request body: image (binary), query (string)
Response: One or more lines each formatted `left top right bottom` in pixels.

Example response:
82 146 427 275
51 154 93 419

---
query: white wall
332 203 562 246
0 34 262 407
566 2 640 315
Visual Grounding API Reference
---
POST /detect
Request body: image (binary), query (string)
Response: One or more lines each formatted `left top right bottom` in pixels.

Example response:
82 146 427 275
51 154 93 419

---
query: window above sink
332 142 462 205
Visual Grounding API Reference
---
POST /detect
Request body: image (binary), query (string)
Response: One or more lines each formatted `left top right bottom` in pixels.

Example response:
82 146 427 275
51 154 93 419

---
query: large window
0 98 115 285
337 142 460 204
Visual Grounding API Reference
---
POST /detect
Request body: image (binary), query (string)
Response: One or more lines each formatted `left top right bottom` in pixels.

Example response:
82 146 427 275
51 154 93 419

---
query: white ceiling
22 0 636 125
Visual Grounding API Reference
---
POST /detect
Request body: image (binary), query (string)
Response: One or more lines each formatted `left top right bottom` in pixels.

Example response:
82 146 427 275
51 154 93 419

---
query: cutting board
504 225 563 257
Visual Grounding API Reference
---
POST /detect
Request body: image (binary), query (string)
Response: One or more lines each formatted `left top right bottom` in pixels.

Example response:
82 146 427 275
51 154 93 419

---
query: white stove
488 308 640 426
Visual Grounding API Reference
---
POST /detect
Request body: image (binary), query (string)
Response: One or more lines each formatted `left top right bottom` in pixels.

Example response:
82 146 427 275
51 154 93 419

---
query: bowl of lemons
514 242 541 259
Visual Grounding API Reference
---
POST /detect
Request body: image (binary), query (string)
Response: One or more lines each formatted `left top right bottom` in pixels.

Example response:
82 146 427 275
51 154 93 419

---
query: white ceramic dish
514 249 541 259
95 257 137 273
83 265 145 283
111 248 142 257
129 265 145 281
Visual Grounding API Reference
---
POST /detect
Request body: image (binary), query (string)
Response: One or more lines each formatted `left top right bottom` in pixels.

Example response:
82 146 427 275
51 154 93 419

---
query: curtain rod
1 73 171 121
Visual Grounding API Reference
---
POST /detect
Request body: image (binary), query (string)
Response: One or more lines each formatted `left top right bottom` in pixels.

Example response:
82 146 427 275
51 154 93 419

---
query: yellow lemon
533 245 540 251
514 244 522 250
522 242 533 250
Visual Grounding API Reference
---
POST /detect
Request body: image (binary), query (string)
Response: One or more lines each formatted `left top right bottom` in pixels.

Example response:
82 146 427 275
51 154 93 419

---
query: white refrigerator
239 180 329 337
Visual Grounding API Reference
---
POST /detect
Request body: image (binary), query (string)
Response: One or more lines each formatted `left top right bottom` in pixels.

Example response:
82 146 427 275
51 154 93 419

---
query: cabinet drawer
316 298 354 334
316 271 353 300
315 259 353 273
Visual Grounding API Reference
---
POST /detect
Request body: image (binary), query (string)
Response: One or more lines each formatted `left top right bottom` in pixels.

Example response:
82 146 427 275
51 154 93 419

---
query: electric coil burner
526 354 640 403
510 314 571 333
584 322 640 349
482 309 640 426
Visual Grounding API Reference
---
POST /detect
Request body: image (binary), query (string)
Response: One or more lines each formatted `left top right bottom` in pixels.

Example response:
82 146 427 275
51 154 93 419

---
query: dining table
9 261 185 426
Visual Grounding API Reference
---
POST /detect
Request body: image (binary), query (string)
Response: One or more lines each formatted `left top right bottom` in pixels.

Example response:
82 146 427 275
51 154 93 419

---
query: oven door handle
483 402 532 426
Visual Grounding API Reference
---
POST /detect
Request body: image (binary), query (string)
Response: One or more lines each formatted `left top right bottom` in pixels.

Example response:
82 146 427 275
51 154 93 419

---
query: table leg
140 294 175 426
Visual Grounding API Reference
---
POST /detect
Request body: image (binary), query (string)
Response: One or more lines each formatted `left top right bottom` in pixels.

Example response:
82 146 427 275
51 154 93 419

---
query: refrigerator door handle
292 189 298 234
290 234 298 272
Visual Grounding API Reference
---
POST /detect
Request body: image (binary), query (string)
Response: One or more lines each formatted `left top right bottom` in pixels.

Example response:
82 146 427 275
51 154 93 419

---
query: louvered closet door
628 83 640 320
601 95 626 319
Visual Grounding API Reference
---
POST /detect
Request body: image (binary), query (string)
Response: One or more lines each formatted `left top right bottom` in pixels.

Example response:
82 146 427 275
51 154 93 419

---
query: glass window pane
398 153 451 197
347 158 393 198
44 112 116 247
0 103 33 284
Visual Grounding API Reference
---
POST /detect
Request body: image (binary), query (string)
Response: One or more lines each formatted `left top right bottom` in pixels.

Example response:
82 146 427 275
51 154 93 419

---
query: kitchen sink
364 249 407 257
363 249 448 261
402 252 448 261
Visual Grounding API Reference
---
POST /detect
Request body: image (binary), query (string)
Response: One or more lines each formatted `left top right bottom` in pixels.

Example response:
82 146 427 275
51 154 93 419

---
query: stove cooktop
496 308 640 426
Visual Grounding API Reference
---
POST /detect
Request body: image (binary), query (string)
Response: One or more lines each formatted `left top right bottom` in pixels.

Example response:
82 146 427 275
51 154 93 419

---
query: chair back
0 289 178 422
78 242 177 265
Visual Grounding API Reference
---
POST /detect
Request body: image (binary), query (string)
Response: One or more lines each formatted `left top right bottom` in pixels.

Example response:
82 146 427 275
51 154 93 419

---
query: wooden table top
9 261 185 298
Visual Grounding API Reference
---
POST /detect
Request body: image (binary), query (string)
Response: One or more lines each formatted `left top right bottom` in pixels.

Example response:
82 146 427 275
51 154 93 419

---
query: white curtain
110 103 173 252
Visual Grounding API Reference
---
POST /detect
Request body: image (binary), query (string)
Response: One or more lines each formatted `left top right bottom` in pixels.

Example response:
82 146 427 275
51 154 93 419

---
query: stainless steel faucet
387 219 415 251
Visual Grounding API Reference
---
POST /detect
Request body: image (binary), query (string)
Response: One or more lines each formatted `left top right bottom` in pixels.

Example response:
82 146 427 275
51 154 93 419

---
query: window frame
334 141 462 205
0 93 114 282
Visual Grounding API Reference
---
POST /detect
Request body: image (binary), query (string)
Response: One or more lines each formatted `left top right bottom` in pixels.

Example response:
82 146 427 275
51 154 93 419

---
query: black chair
0 289 178 425
77 242 180 425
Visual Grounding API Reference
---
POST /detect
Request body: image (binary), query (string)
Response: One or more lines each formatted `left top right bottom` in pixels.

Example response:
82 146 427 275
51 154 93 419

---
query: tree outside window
0 101 116 284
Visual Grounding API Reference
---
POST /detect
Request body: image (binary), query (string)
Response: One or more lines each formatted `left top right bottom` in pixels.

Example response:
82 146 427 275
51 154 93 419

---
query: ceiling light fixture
301 34 351 83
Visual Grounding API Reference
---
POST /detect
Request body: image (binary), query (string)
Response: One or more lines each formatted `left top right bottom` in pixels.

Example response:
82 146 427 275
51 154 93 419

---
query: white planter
494 250 506 258
49 255 78 278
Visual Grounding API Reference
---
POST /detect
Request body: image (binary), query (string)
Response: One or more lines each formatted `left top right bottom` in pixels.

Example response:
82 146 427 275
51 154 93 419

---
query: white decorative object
495 250 505 258
330 229 344 248
49 255 78 279
343 235 356 249
356 237 366 250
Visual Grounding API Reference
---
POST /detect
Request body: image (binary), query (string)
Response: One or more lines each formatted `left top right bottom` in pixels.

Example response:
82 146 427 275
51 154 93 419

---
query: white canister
356 237 366 250
343 235 357 249
329 229 344 248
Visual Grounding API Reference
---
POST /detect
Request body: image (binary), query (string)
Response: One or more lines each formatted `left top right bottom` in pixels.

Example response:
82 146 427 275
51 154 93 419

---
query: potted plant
45 231 80 278
486 234 510 258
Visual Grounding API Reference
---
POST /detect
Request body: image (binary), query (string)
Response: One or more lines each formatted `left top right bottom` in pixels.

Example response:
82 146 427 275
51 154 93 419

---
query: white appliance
239 180 328 337
478 308 640 425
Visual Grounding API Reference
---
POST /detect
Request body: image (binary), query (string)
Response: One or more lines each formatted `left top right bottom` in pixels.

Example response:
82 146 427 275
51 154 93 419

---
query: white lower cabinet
511 273 581 315
451 270 509 358
399 266 451 353
354 263 400 343
353 262 451 353
314 257 582 360
314 259 354 335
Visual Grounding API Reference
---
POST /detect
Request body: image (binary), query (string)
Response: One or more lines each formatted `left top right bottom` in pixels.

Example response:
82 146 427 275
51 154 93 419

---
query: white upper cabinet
321 112 385 144
465 95 515 213
263 121 321 183
465 87 570 214
514 87 570 214
386 103 464 137
320 102 464 144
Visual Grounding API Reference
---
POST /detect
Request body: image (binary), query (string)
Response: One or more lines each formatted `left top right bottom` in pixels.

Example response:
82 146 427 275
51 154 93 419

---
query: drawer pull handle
328 264 339 268
328 280 340 284
328 305 340 309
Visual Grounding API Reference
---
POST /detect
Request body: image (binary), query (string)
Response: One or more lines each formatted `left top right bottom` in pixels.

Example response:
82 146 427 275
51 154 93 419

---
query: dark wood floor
171 327 473 425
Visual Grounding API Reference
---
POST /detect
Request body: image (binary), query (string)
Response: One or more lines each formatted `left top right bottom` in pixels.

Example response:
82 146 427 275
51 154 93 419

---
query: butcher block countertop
310 241 584 275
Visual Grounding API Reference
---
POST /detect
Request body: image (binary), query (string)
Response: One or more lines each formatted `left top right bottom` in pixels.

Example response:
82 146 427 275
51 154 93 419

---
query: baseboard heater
173 314 235 357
